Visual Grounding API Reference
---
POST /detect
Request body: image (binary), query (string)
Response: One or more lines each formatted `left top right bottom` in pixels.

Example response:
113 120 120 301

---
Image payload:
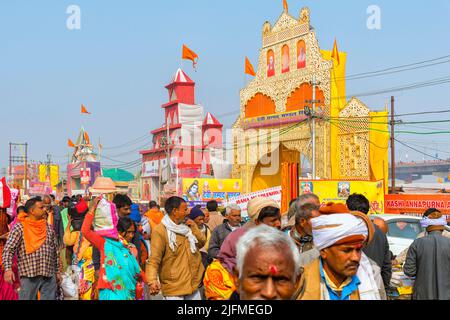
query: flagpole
244 57 247 86
98 137 102 163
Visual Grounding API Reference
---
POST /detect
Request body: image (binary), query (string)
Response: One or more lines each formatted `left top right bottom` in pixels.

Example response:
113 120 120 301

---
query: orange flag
68 139 76 148
245 57 256 77
182 45 199 68
84 132 90 145
81 104 91 114
331 38 340 66
283 0 289 12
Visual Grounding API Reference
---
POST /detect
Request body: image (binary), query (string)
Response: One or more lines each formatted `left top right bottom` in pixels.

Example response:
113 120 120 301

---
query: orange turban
319 202 349 215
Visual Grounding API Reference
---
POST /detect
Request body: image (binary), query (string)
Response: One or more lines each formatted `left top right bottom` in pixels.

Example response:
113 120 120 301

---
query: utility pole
159 116 171 203
390 96 396 194
9 143 12 179
305 75 321 180
158 157 162 205
46 154 52 181
9 142 28 195
24 143 28 196
166 116 171 184
312 75 316 180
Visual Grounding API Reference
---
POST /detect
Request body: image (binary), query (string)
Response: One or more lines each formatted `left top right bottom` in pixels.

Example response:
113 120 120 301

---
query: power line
341 54 450 81
324 115 450 135
394 139 449 162
327 120 388 150
101 133 151 150
399 124 450 132
101 155 139 164
98 141 152 158
327 108 450 119
336 76 450 100
325 116 450 126
397 141 450 157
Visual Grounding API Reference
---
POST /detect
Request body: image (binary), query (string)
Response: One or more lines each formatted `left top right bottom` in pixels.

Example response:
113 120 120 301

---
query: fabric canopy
102 168 135 182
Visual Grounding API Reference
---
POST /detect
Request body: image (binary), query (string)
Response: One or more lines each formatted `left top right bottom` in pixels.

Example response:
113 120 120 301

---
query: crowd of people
0 189 449 301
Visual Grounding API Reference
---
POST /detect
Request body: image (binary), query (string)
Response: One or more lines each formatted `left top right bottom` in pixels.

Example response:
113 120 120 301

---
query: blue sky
1 0 450 173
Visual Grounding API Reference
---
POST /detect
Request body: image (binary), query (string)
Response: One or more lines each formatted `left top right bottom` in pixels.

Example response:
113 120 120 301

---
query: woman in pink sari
0 207 20 300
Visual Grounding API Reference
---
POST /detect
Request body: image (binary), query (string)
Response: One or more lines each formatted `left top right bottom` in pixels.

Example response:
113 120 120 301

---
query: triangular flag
182 44 199 69
283 0 289 12
245 57 256 77
84 132 90 145
331 38 340 66
81 104 91 114
68 139 76 148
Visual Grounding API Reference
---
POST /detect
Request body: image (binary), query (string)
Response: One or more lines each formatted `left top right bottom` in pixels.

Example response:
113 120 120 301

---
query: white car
370 214 450 256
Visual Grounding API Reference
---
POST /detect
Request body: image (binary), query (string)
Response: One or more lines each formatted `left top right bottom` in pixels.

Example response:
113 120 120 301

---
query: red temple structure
140 69 223 201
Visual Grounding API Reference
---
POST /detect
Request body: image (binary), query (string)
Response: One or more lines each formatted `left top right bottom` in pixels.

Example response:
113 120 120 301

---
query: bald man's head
373 218 388 234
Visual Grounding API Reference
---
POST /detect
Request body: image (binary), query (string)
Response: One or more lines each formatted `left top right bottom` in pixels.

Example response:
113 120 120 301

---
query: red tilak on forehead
269 265 279 275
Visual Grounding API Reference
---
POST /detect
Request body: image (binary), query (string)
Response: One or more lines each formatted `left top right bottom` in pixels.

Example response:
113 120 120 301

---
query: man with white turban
404 209 450 300
295 213 386 300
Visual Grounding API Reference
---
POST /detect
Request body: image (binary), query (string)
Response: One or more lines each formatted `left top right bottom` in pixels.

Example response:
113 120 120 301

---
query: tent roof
203 112 222 126
102 168 135 182
172 68 194 84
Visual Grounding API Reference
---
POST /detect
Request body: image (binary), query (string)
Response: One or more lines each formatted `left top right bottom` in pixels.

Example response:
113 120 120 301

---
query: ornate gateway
231 6 389 212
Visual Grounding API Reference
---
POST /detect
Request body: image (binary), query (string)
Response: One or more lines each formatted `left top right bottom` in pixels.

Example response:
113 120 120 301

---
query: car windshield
387 220 422 240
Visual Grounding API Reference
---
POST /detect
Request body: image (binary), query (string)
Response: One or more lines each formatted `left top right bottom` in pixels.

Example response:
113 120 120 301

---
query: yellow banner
182 178 242 204
38 165 46 183
300 180 385 214
50 165 59 188
321 49 347 179
39 164 60 188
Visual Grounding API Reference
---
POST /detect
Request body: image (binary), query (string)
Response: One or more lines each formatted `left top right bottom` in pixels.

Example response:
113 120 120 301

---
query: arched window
281 45 290 73
297 40 306 69
267 50 275 77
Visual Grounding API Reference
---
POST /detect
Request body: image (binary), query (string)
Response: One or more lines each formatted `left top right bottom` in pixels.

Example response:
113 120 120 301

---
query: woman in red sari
0 207 19 300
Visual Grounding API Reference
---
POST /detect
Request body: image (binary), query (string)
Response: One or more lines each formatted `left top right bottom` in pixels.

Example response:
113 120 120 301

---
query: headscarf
129 204 141 223
0 178 11 209
247 197 279 222
421 210 447 232
311 213 368 251
318 202 374 246
188 207 205 221
75 198 88 214
145 207 164 225
319 202 349 215
18 212 47 254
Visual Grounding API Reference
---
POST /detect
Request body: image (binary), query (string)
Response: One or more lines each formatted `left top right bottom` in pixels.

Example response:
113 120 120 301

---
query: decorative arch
245 93 276 118
285 83 325 112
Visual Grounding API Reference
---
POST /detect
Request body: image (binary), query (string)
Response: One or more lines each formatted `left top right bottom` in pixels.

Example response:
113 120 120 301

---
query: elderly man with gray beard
207 204 243 263
282 193 321 232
